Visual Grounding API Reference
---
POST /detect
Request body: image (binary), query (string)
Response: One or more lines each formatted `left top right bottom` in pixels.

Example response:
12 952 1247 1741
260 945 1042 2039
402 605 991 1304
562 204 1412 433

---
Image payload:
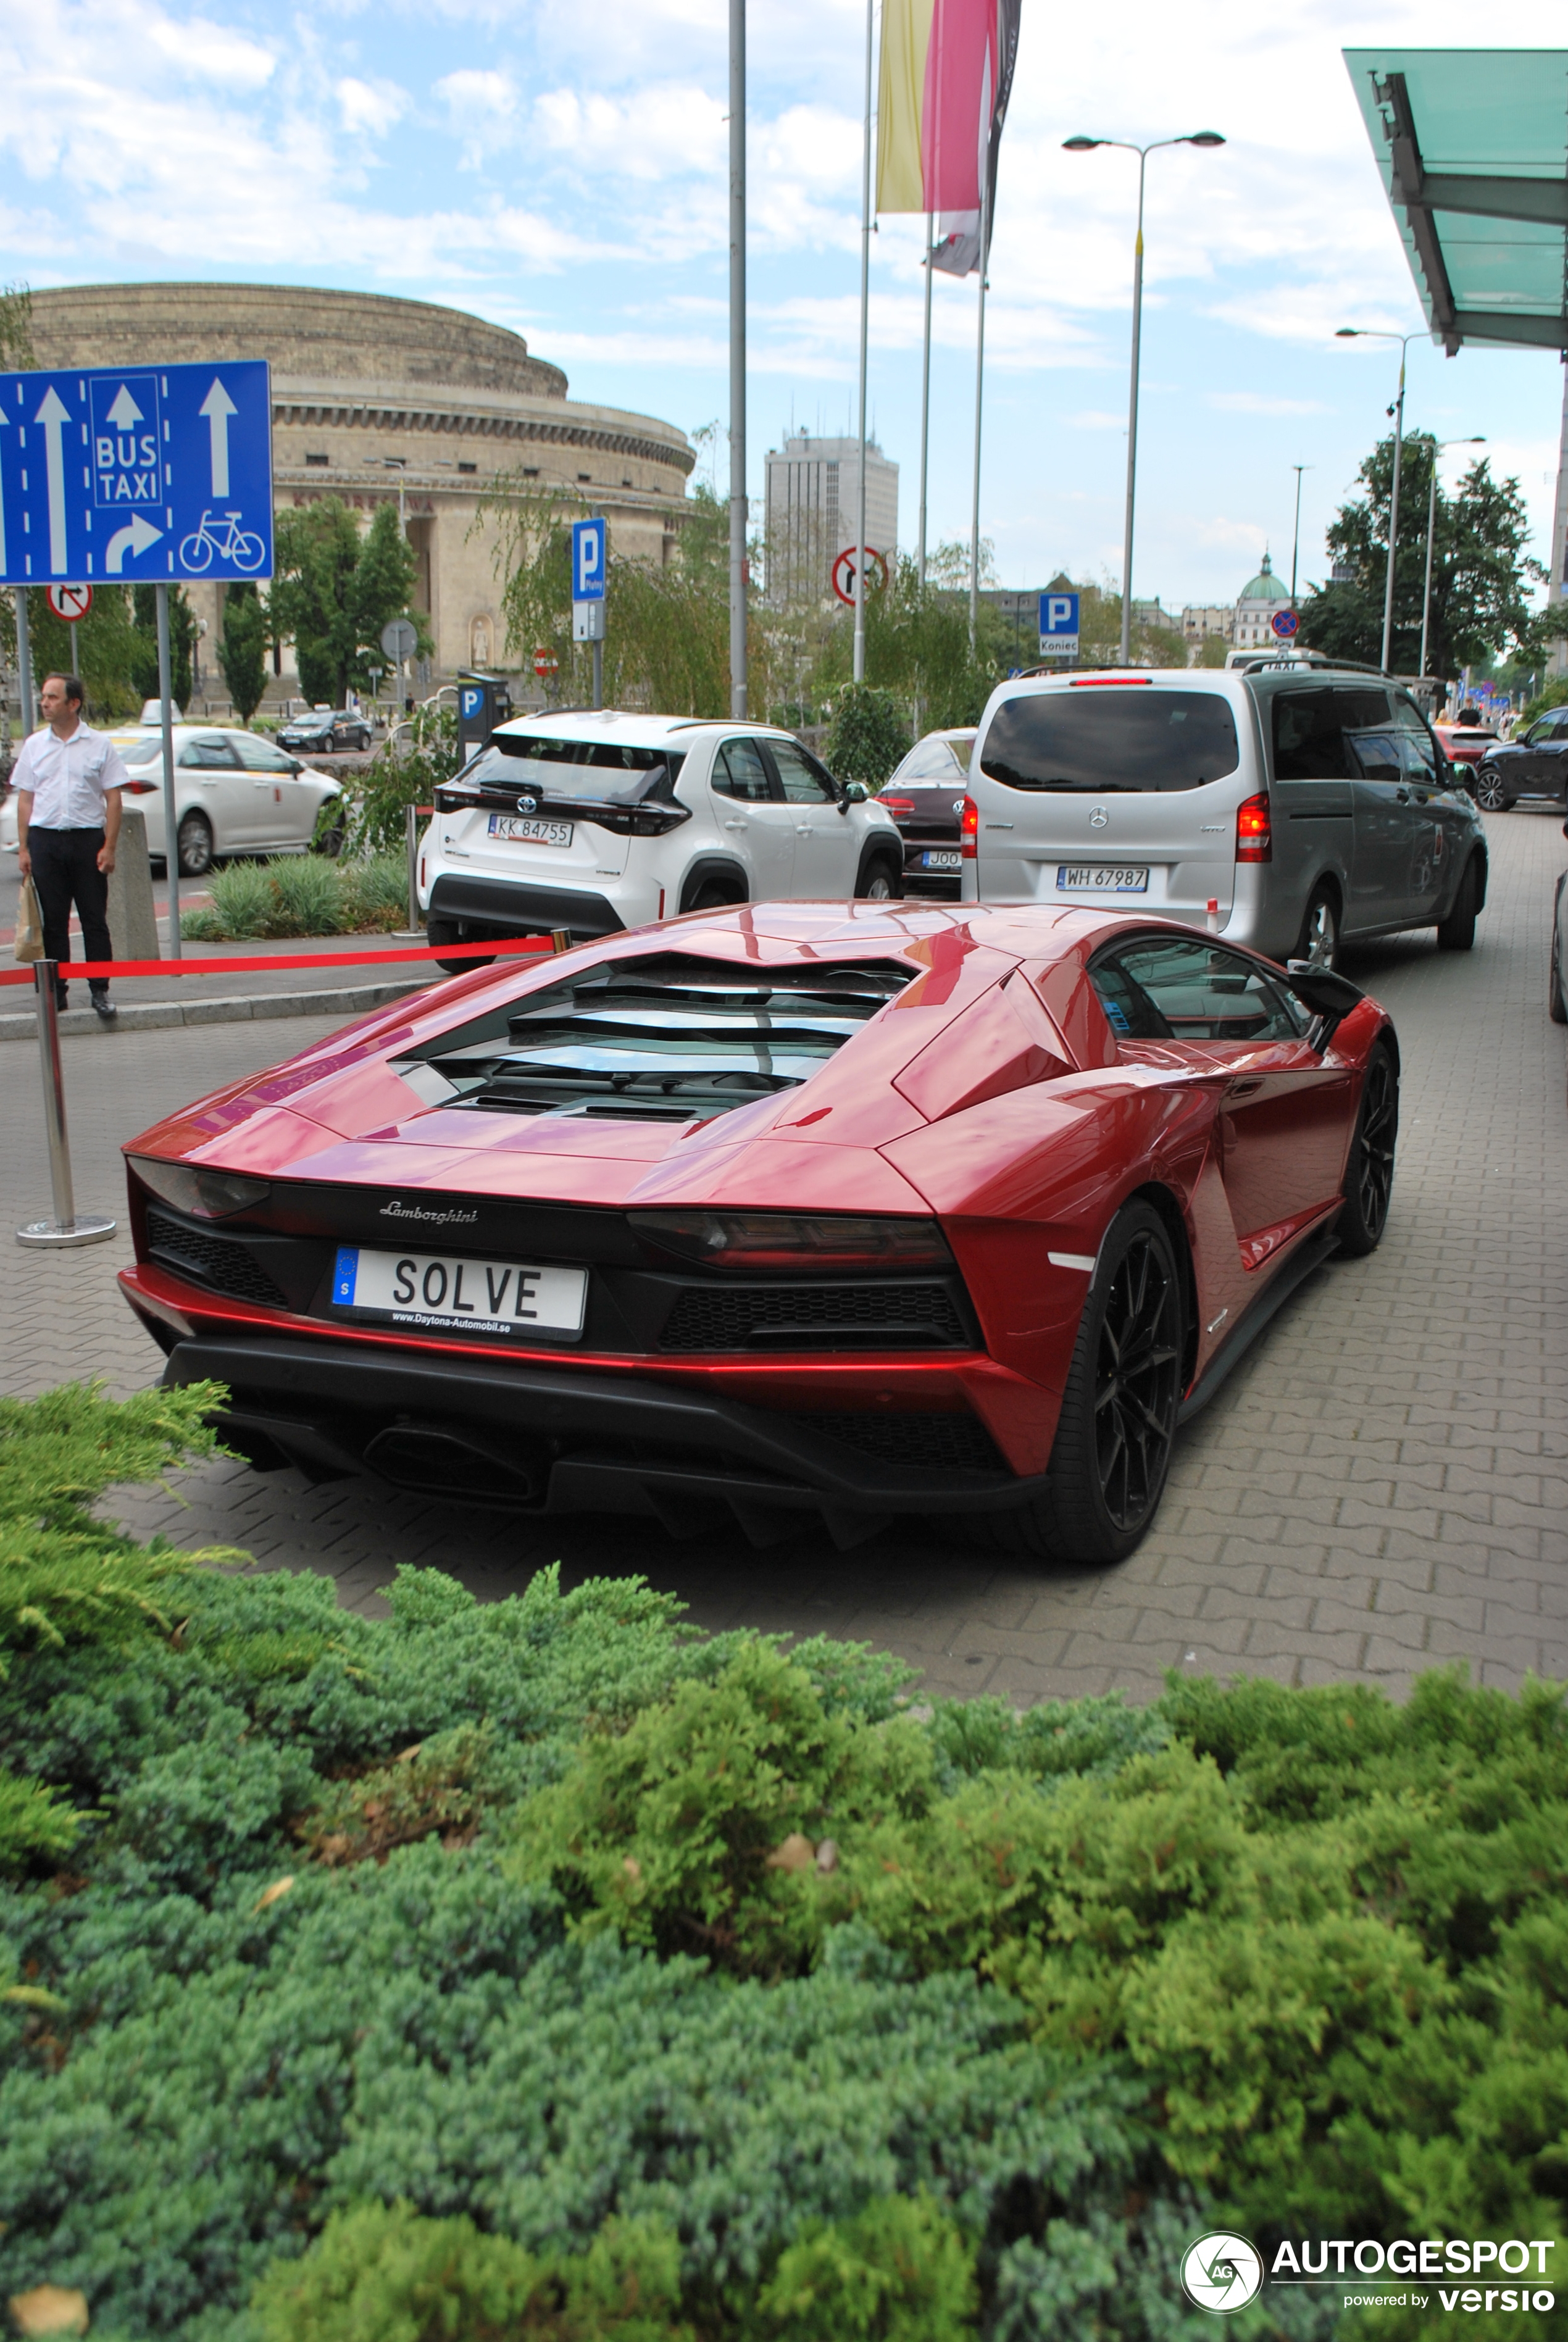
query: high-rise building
764 434 898 604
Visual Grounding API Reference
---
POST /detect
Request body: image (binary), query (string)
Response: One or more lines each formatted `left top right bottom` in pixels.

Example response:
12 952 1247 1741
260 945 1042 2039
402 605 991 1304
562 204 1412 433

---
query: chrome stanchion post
406 801 420 932
16 960 117 1249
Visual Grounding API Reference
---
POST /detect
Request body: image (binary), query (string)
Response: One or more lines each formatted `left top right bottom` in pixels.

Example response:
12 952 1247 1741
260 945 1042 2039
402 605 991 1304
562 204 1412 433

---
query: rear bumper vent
659 1280 967 1352
146 1209 286 1307
793 1411 1006 1473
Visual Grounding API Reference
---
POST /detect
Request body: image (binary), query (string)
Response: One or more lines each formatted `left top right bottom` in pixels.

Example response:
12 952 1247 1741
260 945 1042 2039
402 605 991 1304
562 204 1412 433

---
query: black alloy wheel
1472 766 1511 813
856 852 903 902
1336 1044 1398 1257
426 915 492 974
982 1200 1185 1566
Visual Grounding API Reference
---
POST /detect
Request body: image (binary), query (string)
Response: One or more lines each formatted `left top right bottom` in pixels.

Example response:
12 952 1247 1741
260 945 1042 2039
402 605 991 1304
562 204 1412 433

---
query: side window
232 736 292 773
1093 937 1306 1044
769 741 837 804
1270 689 1345 779
1391 698 1438 785
1335 688 1401 780
712 740 775 803
178 735 240 769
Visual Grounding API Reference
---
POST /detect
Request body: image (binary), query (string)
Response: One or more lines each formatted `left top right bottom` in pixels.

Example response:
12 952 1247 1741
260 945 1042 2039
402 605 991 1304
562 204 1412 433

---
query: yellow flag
876 0 935 214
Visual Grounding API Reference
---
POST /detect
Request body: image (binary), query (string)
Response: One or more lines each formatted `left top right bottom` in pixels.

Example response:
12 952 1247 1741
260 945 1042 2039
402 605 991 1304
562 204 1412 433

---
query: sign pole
728 0 748 717
15 588 33 736
852 0 873 686
156 583 181 960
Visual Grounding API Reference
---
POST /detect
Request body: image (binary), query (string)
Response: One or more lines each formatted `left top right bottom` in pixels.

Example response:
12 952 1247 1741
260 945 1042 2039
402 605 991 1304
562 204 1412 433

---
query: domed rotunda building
27 282 696 690
1232 551 1295 651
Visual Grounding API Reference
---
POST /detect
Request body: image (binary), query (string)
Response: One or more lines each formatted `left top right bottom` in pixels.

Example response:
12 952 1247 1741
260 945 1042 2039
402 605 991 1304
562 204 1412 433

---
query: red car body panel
121 902 1393 1531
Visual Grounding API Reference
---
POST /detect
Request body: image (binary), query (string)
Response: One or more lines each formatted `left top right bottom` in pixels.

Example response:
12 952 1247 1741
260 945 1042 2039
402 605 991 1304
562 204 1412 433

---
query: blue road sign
572 516 606 602
460 684 486 726
0 359 273 586
1271 607 1299 639
1038 589 1080 657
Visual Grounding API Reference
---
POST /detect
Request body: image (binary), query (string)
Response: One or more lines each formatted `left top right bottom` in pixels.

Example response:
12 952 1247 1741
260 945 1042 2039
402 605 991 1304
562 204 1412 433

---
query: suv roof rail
1224 650 1395 680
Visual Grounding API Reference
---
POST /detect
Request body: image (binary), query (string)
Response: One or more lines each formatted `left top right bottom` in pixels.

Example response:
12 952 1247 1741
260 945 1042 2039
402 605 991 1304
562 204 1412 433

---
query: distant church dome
1237 552 1283 603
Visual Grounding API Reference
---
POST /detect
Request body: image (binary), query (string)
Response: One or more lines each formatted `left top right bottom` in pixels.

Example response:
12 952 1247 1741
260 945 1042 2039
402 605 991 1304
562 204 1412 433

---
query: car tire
1294 883 1340 970
681 874 745 914
1472 767 1511 812
1435 855 1479 952
1335 1043 1398 1257
854 851 903 901
312 811 346 859
1549 877 1568 1025
427 915 491 975
983 1200 1185 1567
177 810 214 877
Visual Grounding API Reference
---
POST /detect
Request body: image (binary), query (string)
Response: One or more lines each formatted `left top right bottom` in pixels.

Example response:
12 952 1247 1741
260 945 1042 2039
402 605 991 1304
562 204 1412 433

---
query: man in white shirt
14 672 128 1019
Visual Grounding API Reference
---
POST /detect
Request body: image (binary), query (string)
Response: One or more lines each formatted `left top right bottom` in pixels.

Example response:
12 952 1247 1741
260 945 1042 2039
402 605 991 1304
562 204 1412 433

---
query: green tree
217 584 269 724
271 498 422 707
25 586 143 721
1299 435 1562 677
0 280 35 368
822 684 909 786
129 584 197 710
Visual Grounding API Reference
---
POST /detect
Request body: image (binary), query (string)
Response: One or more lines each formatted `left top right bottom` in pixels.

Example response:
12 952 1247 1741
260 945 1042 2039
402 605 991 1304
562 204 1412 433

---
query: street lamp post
1065 130 1225 667
1334 327 1426 674
1289 465 1312 602
1419 436 1485 682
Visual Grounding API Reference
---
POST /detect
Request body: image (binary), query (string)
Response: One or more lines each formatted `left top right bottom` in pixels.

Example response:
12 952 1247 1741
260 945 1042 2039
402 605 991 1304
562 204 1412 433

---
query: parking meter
457 673 514 764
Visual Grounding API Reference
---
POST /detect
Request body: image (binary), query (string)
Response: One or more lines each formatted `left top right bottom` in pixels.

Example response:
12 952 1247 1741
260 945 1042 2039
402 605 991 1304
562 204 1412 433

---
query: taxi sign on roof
0 359 273 586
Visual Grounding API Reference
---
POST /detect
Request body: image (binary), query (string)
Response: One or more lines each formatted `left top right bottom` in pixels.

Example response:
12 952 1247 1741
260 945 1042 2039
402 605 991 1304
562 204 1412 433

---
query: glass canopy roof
1343 48 1568 354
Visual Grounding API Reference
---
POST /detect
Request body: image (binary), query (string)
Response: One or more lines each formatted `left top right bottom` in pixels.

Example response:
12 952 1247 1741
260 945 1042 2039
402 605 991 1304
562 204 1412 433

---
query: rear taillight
879 795 914 819
124 778 158 794
628 1210 953 1272
1235 791 1272 863
960 796 978 859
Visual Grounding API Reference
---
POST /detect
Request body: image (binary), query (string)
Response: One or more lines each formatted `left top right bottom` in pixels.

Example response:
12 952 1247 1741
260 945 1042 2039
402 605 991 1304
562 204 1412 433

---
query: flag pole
853 0 874 685
728 0 747 717
968 193 989 653
917 213 933 590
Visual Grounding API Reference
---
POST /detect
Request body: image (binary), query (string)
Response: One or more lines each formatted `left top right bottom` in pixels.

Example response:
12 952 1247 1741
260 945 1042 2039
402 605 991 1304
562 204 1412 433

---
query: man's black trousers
28 827 112 999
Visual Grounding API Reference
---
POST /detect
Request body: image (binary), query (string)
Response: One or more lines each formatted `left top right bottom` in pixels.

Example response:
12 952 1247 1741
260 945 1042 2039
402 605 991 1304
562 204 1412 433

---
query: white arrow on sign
106 384 144 430
199 377 238 498
106 514 164 573
35 386 71 575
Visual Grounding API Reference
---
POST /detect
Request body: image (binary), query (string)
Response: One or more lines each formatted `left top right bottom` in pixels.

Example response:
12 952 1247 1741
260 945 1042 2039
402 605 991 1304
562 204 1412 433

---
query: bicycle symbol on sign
179 510 267 574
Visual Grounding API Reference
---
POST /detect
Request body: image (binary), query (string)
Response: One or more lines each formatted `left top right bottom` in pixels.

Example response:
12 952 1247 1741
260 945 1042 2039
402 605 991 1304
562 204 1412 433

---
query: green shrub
338 850 409 931
823 684 910 788
756 2193 977 2342
251 2202 693 2342
267 853 344 935
196 859 275 939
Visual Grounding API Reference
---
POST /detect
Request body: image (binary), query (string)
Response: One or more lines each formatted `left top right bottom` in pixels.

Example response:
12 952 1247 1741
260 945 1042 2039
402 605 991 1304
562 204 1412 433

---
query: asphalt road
4 808 1564 1707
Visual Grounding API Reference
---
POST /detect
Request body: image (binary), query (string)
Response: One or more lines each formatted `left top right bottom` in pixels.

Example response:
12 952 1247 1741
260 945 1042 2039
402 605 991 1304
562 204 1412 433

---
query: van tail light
1235 791 1272 863
960 796 978 859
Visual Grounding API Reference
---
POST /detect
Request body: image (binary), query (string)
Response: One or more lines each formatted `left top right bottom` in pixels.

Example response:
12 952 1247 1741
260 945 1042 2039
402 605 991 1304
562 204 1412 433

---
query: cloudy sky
1 0 1563 612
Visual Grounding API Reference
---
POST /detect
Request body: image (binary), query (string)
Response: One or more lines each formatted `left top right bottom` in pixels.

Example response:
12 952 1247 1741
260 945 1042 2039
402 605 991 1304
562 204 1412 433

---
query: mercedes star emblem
1090 806 1109 828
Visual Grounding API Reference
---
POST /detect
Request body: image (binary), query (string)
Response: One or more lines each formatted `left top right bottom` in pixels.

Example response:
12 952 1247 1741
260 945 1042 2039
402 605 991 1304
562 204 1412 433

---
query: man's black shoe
54 991 69 1014
91 994 117 1021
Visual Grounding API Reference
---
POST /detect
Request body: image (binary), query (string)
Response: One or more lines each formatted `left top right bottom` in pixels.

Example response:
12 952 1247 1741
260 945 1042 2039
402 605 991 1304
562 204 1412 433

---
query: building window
578 472 591 482
304 452 329 466
622 477 633 488
457 461 477 475
522 467 540 478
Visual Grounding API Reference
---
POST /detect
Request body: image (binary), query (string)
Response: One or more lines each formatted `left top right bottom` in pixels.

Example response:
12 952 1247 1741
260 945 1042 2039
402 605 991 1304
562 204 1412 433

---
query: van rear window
978 691 1240 793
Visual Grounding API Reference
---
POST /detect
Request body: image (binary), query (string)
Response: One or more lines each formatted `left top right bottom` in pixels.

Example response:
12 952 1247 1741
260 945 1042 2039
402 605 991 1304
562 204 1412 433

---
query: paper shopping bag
13 875 44 962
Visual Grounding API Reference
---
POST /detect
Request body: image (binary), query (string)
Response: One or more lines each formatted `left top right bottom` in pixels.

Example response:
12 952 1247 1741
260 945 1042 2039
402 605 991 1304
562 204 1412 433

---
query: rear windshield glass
459 737 685 806
978 691 1240 793
890 735 971 781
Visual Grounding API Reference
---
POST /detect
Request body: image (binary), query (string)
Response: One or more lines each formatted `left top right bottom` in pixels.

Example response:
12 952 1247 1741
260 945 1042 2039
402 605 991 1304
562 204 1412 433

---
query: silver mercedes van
961 656 1488 966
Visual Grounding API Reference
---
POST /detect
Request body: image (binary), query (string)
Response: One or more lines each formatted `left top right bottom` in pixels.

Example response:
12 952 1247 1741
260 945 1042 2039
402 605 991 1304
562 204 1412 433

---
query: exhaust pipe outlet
363 1422 549 1506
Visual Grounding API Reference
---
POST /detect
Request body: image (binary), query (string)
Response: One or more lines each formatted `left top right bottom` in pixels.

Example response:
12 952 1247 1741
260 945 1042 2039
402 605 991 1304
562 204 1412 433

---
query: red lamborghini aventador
119 902 1398 1564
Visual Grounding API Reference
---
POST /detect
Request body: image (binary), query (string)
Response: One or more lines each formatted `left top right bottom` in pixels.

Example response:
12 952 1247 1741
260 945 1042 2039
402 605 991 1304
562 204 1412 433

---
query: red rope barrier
0 936 554 988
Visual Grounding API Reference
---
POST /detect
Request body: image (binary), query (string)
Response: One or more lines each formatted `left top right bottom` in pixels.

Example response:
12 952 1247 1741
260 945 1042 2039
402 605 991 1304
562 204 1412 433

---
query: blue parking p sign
572 517 606 602
1038 590 1079 659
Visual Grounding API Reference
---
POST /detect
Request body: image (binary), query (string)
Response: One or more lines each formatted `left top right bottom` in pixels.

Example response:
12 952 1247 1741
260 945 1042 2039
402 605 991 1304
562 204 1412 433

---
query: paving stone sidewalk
3 810 1564 1705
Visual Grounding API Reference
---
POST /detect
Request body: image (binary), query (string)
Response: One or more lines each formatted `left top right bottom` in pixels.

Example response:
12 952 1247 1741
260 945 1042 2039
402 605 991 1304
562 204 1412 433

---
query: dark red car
877 728 977 899
120 902 1398 1565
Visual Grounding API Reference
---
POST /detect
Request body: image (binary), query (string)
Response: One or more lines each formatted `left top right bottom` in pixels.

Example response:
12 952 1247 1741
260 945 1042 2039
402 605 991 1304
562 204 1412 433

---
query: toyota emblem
1090 806 1109 828
515 796 538 815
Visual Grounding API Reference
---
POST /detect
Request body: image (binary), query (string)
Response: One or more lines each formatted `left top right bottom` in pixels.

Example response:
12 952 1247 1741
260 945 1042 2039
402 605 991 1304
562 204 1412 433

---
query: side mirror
843 780 869 804
1286 959 1365 1049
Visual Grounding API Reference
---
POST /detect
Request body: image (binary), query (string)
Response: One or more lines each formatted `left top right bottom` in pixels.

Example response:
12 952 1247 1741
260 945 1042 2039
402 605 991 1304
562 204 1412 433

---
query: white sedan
0 726 344 875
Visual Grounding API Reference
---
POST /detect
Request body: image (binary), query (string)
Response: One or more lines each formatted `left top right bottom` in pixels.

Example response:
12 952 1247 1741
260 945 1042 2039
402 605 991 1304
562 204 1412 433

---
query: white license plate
487 814 574 848
1056 865 1149 893
331 1246 587 1336
920 849 962 871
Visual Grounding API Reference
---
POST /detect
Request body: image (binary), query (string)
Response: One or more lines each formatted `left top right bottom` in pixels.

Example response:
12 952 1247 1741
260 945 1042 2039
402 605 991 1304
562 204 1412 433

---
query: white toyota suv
417 711 904 961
